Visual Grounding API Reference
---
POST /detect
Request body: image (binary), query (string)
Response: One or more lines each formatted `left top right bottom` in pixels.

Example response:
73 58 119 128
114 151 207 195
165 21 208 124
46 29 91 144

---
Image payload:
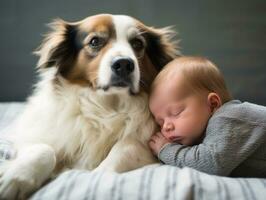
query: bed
0 102 265 200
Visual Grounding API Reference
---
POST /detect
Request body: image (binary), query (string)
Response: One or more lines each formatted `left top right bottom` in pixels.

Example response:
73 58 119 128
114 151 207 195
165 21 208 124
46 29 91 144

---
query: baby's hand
149 132 170 156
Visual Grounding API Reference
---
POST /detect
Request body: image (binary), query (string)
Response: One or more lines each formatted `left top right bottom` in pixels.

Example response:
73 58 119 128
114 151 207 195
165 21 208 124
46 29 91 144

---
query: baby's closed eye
170 107 184 116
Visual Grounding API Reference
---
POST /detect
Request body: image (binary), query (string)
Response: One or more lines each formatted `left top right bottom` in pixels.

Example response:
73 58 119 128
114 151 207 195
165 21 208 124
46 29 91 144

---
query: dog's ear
34 19 81 76
143 26 181 71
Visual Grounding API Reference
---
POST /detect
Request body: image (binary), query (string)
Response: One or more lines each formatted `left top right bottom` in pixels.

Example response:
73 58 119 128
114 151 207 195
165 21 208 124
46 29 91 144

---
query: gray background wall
0 0 265 105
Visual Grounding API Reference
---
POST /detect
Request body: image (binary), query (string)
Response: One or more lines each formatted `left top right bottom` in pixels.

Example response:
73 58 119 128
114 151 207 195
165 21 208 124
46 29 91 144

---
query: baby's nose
163 122 174 132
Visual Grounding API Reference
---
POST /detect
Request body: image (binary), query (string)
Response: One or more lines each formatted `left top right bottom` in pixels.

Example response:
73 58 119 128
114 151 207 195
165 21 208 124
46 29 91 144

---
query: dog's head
36 14 180 94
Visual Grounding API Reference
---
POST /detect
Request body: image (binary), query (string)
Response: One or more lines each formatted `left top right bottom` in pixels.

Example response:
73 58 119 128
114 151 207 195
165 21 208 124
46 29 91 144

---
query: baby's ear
207 93 222 113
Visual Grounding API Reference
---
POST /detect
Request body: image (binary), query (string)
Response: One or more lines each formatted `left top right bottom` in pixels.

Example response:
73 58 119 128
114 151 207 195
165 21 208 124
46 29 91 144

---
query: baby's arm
148 133 222 175
158 143 221 174
148 132 218 174
148 132 230 175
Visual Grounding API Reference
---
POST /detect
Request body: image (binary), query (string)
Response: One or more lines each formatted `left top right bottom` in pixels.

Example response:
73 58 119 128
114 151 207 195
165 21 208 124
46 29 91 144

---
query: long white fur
8 68 156 169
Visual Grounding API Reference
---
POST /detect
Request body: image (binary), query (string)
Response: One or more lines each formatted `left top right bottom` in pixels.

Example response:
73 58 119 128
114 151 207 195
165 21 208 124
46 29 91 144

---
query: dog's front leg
0 143 56 200
95 138 158 173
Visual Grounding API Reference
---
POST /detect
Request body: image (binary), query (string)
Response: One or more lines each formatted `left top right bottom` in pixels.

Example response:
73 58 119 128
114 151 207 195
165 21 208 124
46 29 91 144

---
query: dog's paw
0 162 37 200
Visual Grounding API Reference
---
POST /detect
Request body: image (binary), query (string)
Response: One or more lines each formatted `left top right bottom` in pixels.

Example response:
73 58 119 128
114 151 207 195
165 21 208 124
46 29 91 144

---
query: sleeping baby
148 56 266 177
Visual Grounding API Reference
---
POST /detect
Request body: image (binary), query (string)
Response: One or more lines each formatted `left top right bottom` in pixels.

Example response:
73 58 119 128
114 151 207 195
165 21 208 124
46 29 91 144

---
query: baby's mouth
168 136 183 143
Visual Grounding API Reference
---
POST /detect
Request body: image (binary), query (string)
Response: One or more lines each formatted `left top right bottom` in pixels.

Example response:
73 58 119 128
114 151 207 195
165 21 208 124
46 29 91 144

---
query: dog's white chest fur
11 74 155 170
77 89 152 169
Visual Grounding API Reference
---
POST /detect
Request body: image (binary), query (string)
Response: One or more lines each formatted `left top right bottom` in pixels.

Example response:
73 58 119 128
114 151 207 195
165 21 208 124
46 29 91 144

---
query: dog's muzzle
110 56 135 88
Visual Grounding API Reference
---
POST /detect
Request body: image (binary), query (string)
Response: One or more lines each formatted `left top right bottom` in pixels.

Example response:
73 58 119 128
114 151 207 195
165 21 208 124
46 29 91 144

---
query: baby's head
149 56 232 145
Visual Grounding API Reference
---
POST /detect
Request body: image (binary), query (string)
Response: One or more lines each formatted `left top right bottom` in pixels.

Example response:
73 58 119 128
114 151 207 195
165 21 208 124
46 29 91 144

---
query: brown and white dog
0 14 179 199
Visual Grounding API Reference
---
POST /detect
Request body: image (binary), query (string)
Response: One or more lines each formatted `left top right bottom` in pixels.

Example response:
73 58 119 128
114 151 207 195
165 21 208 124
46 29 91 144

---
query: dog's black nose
111 57 135 77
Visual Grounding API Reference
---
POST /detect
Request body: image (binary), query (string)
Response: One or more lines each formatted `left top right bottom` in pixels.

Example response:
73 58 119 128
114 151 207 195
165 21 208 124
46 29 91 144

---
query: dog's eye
88 36 104 49
130 38 144 51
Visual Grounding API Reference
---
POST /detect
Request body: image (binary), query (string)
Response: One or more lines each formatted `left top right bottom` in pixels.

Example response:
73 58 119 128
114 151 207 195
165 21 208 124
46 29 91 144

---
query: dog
0 14 179 199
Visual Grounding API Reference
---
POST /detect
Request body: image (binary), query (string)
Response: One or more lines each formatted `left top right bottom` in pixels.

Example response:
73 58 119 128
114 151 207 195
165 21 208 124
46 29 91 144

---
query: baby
148 56 266 177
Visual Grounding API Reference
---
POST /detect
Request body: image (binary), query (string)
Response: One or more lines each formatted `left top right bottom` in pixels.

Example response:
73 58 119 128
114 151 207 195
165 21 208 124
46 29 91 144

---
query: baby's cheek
177 118 194 136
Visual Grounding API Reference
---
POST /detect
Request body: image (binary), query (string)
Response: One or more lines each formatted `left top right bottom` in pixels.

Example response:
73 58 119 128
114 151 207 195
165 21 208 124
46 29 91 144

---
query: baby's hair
151 56 232 104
